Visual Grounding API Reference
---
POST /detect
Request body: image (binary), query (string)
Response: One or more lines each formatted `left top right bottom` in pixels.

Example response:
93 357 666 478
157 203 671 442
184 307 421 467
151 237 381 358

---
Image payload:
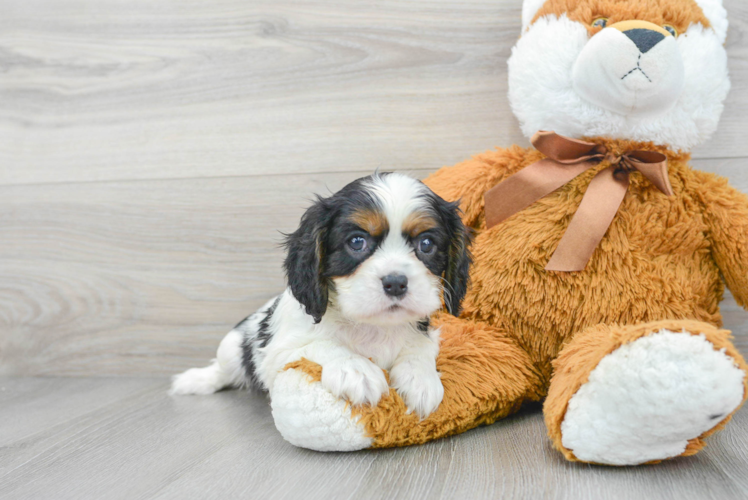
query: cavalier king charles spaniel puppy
171 173 471 418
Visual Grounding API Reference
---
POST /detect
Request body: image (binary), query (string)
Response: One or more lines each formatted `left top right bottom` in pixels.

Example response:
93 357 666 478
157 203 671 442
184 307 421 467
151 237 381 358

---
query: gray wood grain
0 0 746 187
0 377 746 500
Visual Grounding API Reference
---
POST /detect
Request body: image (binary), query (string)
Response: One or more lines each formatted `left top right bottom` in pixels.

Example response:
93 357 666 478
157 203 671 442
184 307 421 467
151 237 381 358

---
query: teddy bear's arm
423 145 532 228
693 170 748 308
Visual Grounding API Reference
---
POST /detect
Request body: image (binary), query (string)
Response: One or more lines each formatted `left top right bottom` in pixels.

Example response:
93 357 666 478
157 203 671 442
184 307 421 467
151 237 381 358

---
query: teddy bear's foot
270 363 372 451
545 321 747 466
561 330 744 465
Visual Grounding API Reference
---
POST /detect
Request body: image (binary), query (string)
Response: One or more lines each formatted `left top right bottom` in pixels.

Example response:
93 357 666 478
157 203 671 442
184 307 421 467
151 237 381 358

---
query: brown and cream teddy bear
269 0 748 465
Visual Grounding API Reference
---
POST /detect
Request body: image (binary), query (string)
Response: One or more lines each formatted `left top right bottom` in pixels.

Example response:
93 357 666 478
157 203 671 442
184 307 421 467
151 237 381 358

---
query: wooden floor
3 0 748 498
0 377 746 500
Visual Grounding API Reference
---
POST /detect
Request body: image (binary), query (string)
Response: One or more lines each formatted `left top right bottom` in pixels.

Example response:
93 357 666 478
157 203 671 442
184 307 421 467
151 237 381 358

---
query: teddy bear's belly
461 196 723 374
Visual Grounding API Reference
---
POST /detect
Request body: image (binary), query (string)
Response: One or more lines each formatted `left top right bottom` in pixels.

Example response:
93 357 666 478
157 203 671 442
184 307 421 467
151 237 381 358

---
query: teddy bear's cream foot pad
560 330 746 466
271 368 372 451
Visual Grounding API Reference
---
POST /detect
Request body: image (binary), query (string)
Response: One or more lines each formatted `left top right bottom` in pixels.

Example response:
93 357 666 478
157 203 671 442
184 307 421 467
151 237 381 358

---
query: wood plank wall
1 0 747 376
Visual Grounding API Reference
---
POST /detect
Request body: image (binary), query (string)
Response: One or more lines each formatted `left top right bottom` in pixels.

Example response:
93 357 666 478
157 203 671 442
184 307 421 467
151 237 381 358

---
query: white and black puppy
171 173 471 418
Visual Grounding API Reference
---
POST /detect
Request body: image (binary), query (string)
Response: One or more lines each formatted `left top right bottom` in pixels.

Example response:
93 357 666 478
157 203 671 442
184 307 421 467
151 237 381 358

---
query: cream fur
560 330 745 465
572 26 685 117
693 0 729 43
271 368 373 451
508 14 729 151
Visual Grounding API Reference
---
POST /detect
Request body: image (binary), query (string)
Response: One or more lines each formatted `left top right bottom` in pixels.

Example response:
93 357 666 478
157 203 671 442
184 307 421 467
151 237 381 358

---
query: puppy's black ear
436 197 472 317
283 197 333 323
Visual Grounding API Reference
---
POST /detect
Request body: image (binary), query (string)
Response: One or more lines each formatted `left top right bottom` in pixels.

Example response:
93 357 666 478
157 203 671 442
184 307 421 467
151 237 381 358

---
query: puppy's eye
418 237 435 255
663 25 677 37
591 18 608 29
348 236 368 252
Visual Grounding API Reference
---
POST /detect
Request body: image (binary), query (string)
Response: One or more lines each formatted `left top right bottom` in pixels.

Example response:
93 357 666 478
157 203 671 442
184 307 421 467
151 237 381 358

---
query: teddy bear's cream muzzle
572 20 686 118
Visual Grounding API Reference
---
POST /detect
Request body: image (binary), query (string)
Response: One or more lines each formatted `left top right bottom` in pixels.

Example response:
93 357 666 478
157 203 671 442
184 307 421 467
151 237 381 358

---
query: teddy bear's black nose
624 29 665 54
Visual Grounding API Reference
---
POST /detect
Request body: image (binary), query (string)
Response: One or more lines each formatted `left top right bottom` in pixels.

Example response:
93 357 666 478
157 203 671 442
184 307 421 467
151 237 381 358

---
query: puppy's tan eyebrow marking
403 212 438 238
349 209 389 236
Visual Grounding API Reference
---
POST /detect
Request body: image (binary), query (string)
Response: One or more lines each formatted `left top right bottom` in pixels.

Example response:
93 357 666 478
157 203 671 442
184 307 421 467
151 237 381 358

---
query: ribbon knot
605 152 623 166
484 131 673 272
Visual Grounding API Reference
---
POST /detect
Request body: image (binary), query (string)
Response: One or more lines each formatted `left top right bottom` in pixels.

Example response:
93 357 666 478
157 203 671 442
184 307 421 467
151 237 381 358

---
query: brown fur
402 212 439 238
284 138 748 459
531 0 710 35
348 208 389 237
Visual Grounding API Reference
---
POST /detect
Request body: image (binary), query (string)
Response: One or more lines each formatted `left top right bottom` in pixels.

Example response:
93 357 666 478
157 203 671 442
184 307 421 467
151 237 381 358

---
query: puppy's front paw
321 357 389 407
390 362 444 419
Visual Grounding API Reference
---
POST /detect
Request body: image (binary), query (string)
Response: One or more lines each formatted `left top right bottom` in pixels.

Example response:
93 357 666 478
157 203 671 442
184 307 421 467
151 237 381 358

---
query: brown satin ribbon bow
484 131 673 272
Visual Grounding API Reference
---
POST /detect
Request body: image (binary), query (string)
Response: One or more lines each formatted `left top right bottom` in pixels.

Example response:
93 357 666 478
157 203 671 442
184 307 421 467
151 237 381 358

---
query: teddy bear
268 0 748 465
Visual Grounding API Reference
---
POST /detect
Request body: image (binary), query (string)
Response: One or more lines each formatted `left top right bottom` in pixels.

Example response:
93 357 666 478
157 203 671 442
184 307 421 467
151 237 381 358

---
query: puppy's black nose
624 29 664 54
382 274 408 297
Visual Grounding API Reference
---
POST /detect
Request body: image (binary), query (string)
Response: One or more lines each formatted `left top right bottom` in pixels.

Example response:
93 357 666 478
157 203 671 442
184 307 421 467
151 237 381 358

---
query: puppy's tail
170 329 247 395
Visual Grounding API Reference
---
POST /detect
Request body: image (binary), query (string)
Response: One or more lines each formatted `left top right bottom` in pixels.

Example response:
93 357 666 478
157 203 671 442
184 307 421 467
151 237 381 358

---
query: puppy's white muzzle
572 22 685 118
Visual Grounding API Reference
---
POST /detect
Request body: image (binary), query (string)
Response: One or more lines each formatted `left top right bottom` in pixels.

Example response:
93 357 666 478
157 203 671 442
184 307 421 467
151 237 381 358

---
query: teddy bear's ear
693 0 728 44
521 0 547 32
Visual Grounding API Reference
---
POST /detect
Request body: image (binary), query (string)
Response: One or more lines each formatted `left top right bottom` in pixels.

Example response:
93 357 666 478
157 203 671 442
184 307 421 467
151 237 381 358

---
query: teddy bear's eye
663 25 677 37
591 18 608 29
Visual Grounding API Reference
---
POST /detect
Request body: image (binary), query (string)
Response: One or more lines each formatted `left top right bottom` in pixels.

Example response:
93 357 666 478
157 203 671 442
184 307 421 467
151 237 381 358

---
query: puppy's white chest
338 326 407 370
